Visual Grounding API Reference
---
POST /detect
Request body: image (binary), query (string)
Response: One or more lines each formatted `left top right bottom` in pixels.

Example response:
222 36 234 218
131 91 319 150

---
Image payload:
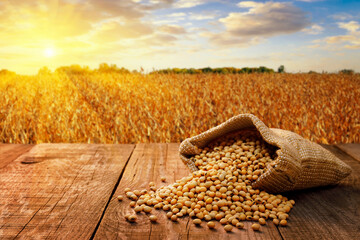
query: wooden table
0 143 359 240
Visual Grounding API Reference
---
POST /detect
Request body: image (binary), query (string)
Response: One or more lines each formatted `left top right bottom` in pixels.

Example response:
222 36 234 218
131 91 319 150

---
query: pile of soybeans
119 130 295 232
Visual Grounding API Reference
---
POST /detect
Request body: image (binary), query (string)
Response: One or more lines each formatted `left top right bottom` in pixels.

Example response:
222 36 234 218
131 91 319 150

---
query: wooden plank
187 218 283 240
336 143 360 163
147 143 192 240
0 144 34 169
0 143 135 240
186 219 282 240
94 143 283 240
93 143 190 240
277 145 360 240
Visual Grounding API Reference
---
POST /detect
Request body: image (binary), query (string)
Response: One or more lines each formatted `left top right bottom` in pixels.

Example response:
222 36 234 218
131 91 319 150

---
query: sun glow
44 48 56 58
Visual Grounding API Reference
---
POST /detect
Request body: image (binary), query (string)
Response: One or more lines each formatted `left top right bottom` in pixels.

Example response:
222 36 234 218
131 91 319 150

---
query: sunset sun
44 48 56 58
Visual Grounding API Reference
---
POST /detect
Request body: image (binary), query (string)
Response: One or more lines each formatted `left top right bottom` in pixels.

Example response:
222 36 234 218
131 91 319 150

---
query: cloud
141 48 177 57
87 0 146 19
208 34 263 48
174 0 206 8
153 12 186 24
142 33 179 46
327 21 360 48
302 24 324 35
227 1 310 37
140 0 176 10
338 21 360 33
0 1 95 42
0 1 183 54
325 35 357 44
331 13 354 21
0 0 199 74
0 0 156 45
295 0 324 2
311 21 360 50
206 1 310 47
158 25 187 34
166 12 187 17
91 21 154 43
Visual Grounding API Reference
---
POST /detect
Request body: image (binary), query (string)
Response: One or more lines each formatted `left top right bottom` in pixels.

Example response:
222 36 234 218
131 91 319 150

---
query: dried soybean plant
0 72 359 144
119 130 294 232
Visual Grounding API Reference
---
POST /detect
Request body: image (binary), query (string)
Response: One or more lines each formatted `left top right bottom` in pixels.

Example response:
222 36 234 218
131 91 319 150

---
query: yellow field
0 72 359 144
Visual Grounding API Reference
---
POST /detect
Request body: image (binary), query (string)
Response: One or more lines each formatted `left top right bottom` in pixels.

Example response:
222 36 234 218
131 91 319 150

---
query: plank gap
275 225 285 240
89 145 136 240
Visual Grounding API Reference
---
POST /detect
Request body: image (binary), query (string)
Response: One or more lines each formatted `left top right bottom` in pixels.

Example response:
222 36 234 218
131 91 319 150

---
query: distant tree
97 63 130 74
213 68 225 74
259 66 266 73
173 68 181 74
118 67 130 74
201 67 213 73
308 70 318 74
149 66 275 74
339 69 354 75
258 66 274 73
38 66 52 75
241 67 250 74
55 65 91 74
278 65 285 73
0 69 15 76
99 63 110 71
187 68 197 74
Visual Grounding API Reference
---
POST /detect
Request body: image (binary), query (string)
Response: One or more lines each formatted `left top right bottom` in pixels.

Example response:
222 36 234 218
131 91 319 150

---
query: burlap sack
179 114 352 193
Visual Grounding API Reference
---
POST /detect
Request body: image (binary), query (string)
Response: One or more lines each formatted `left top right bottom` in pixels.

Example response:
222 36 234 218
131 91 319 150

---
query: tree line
53 64 278 75
151 66 277 74
0 64 357 76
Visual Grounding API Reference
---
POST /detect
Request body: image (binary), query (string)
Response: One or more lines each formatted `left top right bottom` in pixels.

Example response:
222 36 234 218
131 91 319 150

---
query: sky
0 0 359 74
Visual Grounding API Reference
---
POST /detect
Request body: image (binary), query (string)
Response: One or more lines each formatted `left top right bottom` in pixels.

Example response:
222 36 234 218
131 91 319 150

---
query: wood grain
0 144 34 169
0 143 134 240
0 143 359 240
186 220 282 240
94 143 283 240
93 143 189 240
336 143 360 163
276 145 360 240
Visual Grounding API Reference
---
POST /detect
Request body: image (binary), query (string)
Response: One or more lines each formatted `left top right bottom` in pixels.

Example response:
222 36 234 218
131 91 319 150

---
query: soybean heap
122 130 294 232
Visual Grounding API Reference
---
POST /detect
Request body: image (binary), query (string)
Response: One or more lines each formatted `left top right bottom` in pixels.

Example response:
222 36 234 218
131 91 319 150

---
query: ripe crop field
0 72 359 144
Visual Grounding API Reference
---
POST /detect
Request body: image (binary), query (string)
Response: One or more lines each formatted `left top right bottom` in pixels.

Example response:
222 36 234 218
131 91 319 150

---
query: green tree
339 69 354 75
278 65 285 73
55 65 91 74
98 63 110 72
38 66 52 75
201 67 213 73
0 69 15 76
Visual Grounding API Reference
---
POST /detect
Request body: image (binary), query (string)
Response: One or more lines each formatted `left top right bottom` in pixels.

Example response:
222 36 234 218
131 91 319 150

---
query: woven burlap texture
179 113 352 193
